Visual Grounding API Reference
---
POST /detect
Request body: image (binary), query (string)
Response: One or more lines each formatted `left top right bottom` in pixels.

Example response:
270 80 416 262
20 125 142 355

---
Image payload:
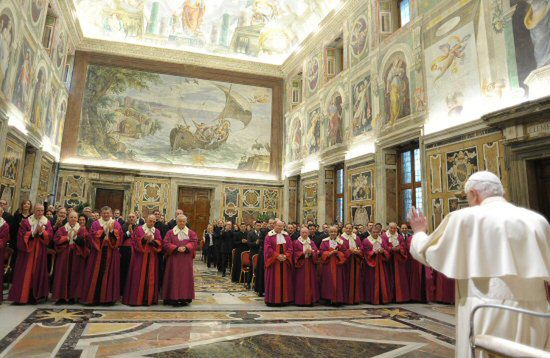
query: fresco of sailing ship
77 64 273 172
169 84 271 171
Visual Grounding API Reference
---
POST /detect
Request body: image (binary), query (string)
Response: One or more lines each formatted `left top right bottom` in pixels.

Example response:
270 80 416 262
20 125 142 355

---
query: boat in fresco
169 84 252 151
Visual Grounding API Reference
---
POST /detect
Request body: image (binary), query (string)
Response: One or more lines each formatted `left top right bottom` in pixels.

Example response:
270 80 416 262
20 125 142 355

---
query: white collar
64 222 80 233
98 218 114 230
298 237 311 245
268 229 288 236
0 217 4 228
173 225 189 236
142 224 156 235
368 235 381 244
481 196 506 206
28 214 48 227
341 232 356 241
322 237 343 245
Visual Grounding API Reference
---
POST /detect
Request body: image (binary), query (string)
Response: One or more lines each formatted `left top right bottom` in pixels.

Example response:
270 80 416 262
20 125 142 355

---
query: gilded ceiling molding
281 0 366 75
77 38 284 78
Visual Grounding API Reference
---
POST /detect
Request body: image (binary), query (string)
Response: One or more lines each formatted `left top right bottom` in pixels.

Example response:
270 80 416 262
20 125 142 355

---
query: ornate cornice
77 38 284 77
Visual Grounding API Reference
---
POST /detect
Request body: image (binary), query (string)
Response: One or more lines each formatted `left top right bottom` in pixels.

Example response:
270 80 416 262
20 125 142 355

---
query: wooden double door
95 188 125 212
178 187 211 237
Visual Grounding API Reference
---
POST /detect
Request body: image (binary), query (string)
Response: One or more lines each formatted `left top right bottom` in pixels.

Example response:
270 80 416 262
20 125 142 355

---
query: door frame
171 179 222 223
89 180 133 214
177 186 212 235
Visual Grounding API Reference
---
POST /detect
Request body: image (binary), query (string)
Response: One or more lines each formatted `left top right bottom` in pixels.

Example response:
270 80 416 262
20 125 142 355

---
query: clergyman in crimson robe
162 214 197 306
264 220 294 306
384 222 410 303
51 211 89 304
80 206 123 305
123 215 163 306
319 226 347 305
362 226 392 304
293 226 318 306
8 204 53 304
342 224 364 304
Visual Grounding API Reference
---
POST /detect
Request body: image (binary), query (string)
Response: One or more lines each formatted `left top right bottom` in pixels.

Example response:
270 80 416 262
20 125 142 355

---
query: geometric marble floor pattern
0 258 456 357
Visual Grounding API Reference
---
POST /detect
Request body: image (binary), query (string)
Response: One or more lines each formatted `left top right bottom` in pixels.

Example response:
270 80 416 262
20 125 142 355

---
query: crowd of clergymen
0 199 455 307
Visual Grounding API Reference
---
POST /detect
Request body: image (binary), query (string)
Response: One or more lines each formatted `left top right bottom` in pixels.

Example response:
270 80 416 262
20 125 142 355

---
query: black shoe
222 273 226 277
68 299 75 305
55 299 67 305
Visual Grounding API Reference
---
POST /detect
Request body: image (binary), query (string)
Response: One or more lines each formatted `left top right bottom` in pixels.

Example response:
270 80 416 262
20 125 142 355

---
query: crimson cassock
319 238 347 305
80 219 123 305
8 215 53 303
406 235 426 302
342 233 365 305
426 267 455 304
362 236 392 304
0 218 10 303
264 231 294 306
384 232 411 303
162 226 197 302
51 223 89 301
293 238 318 306
123 225 163 306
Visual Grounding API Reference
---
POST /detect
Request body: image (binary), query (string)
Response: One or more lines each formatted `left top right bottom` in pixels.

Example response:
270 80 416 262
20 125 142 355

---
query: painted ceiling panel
73 0 342 64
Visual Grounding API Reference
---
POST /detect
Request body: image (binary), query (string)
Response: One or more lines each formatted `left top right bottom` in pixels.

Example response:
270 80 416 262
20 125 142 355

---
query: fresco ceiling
72 0 342 64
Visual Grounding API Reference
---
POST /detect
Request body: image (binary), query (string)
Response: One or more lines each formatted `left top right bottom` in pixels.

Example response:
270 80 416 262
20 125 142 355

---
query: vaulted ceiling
71 0 342 66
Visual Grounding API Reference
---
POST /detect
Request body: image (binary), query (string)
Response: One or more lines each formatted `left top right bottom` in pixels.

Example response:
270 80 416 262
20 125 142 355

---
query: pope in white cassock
408 171 550 357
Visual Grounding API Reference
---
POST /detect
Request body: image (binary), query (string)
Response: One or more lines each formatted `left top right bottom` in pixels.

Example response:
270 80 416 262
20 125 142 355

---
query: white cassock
410 196 550 357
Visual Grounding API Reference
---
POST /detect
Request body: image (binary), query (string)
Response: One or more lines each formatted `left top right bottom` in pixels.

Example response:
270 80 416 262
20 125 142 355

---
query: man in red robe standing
264 220 293 306
80 206 123 305
293 226 318 306
123 214 163 306
402 223 426 302
9 204 53 304
162 215 197 306
51 211 89 304
384 222 410 303
342 223 364 304
0 206 10 304
319 226 347 305
362 226 391 304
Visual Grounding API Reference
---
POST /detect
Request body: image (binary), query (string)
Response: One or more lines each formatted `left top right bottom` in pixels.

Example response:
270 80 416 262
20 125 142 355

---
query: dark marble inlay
146 334 404 357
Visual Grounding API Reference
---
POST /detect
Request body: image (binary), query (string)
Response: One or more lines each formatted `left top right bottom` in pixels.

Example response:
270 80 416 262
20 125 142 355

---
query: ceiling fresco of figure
73 0 341 64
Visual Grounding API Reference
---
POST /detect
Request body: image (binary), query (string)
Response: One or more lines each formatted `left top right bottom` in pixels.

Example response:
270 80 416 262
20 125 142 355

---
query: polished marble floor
0 258 456 357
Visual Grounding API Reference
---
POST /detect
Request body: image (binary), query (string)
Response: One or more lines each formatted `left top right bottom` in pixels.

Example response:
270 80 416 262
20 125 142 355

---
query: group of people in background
0 198 454 308
200 217 454 306
0 200 196 307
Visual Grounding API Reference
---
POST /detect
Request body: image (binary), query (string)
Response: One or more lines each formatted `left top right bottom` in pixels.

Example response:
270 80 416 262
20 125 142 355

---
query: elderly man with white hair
408 171 550 357
162 214 197 306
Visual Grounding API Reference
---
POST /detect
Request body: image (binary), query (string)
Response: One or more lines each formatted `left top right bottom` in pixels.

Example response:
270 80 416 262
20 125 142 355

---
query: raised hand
408 206 428 234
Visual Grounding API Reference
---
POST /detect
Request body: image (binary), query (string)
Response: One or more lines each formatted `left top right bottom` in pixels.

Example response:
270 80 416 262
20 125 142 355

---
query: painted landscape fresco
77 64 272 172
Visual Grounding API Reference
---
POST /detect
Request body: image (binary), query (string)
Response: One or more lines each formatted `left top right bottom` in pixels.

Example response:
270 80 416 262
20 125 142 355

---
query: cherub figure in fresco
251 0 278 25
430 34 471 83
182 0 206 35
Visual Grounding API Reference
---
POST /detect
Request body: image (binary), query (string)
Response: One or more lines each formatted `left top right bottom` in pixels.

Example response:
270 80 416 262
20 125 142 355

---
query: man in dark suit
246 221 262 289
167 209 184 230
113 209 125 226
219 221 233 277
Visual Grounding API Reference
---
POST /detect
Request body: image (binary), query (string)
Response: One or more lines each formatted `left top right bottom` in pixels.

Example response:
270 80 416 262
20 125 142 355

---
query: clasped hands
177 246 187 253
277 254 287 261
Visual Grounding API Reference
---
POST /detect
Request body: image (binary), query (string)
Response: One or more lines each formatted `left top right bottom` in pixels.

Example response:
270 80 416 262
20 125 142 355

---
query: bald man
409 171 550 357
8 204 53 304
163 215 197 306
264 220 294 306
